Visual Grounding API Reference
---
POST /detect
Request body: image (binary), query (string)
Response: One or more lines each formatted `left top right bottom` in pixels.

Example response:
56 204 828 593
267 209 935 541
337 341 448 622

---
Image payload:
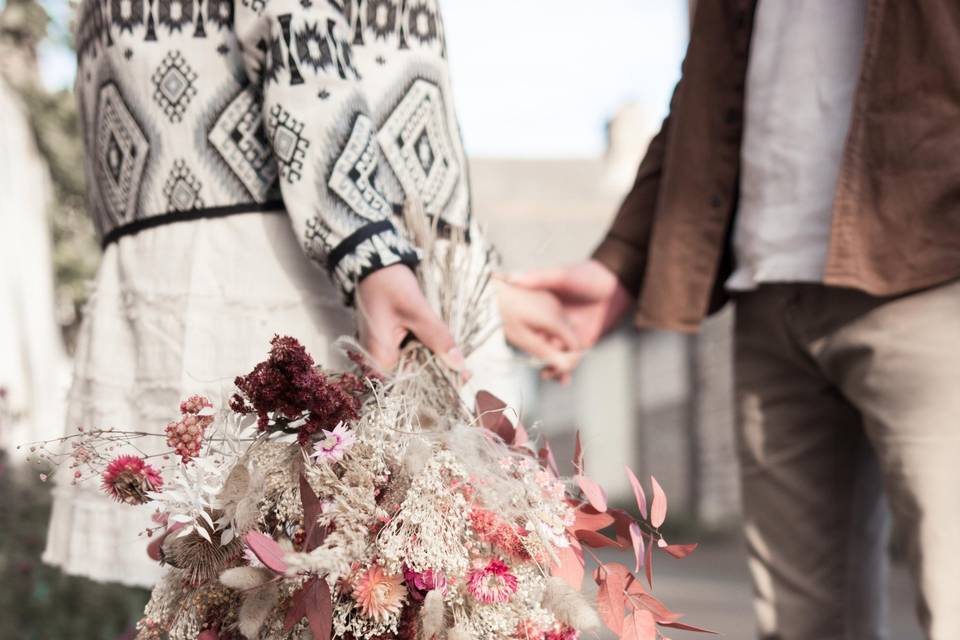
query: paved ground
589 539 923 639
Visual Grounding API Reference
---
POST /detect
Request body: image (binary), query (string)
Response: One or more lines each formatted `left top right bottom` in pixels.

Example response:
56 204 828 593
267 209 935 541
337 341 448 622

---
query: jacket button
711 195 723 208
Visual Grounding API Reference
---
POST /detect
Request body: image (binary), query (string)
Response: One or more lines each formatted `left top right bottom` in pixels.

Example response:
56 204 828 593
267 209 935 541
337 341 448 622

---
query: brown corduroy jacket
593 0 960 333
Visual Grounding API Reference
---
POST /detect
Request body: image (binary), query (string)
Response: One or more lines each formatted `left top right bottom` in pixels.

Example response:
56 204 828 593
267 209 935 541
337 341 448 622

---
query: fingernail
440 347 467 372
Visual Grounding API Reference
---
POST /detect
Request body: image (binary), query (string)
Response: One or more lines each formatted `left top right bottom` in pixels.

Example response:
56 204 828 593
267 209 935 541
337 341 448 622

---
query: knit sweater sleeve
235 0 419 304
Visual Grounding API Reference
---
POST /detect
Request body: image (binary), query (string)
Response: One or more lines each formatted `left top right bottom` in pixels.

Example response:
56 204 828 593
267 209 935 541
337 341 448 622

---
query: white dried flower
219 566 272 591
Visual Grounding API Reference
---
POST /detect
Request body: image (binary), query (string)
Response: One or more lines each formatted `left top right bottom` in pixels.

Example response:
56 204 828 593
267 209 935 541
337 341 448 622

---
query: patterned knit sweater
75 0 472 302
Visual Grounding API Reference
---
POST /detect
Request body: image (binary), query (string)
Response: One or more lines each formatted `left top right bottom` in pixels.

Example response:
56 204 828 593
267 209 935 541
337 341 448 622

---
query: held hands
356 264 467 376
499 259 633 381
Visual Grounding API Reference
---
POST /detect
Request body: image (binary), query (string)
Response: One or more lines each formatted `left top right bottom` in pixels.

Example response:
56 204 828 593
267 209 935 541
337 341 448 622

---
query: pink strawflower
311 423 356 463
101 455 163 505
469 508 533 561
467 558 519 604
166 396 214 462
352 565 407 622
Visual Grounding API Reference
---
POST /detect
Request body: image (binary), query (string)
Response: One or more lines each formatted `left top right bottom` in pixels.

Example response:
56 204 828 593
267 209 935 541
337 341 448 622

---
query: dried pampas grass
420 589 446 638
219 566 272 591
237 583 279 639
542 576 601 631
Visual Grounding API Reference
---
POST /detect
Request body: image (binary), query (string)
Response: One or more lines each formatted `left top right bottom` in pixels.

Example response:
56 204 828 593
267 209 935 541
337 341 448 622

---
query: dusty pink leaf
574 505 616 532
305 576 333 640
622 609 657 640
662 543 698 559
594 564 630 636
659 620 717 634
650 476 668 528
575 529 623 549
576 473 608 512
197 631 219 640
574 431 584 473
475 391 515 443
629 522 645 573
625 577 684 624
624 466 648 519
147 522 184 562
550 543 585 589
244 531 288 574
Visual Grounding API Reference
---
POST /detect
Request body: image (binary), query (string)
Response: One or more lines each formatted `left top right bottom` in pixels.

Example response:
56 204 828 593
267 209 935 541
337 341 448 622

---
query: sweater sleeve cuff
592 234 647 295
328 219 421 305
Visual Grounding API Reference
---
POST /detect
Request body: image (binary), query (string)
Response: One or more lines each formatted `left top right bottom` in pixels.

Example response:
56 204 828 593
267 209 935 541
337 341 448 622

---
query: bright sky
33 0 689 158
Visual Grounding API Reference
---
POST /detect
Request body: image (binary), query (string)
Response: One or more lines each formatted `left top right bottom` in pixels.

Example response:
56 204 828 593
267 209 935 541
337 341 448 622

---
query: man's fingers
505 267 569 292
533 309 582 352
510 325 580 374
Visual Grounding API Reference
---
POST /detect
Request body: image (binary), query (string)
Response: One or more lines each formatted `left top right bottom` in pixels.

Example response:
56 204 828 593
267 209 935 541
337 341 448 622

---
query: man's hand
496 280 582 383
507 259 633 364
356 264 466 375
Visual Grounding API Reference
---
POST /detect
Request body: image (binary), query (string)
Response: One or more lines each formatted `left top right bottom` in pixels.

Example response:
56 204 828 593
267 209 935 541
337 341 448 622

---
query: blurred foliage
0 452 149 640
1 0 100 350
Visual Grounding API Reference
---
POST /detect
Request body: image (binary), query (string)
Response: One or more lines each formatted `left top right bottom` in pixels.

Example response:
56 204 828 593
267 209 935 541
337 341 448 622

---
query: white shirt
726 0 867 291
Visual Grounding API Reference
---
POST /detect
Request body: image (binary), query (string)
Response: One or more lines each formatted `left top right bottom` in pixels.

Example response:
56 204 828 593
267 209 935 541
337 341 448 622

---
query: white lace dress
42 212 519 588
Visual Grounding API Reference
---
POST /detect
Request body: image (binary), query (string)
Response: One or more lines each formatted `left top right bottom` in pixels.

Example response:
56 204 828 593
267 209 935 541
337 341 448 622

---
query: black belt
100 200 286 248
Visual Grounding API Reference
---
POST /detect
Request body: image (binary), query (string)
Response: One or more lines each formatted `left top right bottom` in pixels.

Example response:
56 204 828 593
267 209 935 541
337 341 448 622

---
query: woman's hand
356 264 467 376
496 280 582 383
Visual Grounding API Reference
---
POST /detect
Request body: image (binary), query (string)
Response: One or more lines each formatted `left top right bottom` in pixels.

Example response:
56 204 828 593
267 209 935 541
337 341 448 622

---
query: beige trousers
734 281 960 640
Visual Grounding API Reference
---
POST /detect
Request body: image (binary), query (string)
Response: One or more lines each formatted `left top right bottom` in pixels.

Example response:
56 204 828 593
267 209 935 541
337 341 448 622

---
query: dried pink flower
101 455 163 505
352 565 407 622
311 423 356 463
403 566 447 600
165 396 214 462
467 558 519 604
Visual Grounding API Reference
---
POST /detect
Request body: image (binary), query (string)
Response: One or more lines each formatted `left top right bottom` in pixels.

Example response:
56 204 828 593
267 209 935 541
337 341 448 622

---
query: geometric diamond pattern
328 114 394 221
378 79 460 221
94 83 150 226
152 51 198 123
163 159 204 211
207 86 279 201
267 104 310 184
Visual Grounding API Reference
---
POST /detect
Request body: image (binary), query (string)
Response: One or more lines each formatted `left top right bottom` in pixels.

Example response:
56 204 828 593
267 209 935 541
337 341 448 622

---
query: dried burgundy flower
232 335 363 444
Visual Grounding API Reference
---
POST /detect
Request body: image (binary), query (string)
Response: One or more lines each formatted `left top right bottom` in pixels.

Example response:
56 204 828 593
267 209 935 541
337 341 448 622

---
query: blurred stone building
473 104 741 528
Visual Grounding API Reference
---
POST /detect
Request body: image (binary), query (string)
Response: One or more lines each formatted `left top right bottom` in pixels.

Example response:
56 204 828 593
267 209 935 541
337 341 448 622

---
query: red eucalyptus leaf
244 531 288 574
538 441 559 477
644 534 655 588
575 529 623 549
622 609 656 640
475 391 515 443
662 543 698 559
513 420 529 447
147 522 184 562
574 431 584 473
551 543 585 589
299 474 326 552
594 564 630 635
305 577 333 640
650 476 668 528
624 466 648 519
574 505 616 532
629 522 645 573
284 583 309 632
197 631 220 640
609 509 635 547
659 621 718 634
576 474 608 512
